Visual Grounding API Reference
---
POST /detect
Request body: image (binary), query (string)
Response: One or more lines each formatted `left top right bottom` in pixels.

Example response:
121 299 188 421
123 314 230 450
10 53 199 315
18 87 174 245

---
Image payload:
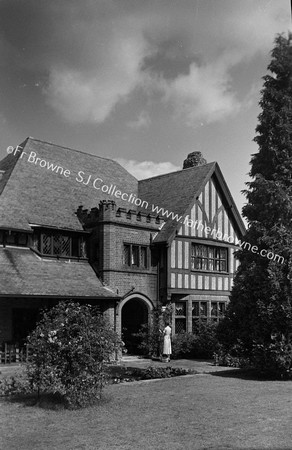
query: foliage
214 346 251 369
110 365 192 383
251 335 292 378
218 33 292 378
171 332 197 358
23 301 122 408
0 369 31 397
134 304 173 356
138 366 191 379
191 321 220 358
172 322 219 359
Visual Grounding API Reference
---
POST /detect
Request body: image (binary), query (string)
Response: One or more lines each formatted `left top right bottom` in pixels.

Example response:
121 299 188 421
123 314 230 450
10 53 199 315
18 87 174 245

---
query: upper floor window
0 230 28 247
191 244 228 272
123 244 148 269
38 233 86 258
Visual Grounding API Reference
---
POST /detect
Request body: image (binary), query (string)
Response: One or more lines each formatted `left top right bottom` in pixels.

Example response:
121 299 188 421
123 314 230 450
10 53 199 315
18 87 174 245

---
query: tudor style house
0 137 245 354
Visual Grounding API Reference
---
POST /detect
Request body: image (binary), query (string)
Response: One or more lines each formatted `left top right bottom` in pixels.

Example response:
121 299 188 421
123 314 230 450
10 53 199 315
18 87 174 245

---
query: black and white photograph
0 1 291 449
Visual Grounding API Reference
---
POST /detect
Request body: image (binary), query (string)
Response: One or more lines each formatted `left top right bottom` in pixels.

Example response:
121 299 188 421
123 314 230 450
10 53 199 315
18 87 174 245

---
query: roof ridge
26 137 120 164
139 161 216 183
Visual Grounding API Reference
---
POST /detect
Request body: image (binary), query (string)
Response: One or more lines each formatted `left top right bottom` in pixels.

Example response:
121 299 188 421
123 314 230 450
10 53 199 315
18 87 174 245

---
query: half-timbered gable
139 154 245 334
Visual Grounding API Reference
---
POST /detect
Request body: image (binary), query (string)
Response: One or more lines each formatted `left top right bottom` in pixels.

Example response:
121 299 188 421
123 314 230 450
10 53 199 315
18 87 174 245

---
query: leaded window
175 302 186 333
192 300 226 328
192 301 208 330
211 301 226 322
39 233 86 258
0 231 28 247
191 244 228 272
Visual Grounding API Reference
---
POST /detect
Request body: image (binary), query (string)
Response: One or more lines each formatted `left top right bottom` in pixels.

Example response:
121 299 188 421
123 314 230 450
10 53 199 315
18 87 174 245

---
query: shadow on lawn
2 391 111 410
210 368 291 381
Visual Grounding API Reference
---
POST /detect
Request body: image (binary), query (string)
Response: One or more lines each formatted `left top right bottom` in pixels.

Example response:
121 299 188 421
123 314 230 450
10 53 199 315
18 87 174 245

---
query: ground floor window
174 299 227 333
174 302 186 333
211 301 226 321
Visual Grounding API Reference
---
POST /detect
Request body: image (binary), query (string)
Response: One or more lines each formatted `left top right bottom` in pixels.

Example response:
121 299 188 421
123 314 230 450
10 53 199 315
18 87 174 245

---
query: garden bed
106 364 196 383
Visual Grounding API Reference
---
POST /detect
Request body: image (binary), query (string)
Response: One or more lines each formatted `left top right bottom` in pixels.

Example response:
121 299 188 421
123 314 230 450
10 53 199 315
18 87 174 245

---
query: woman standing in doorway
163 322 172 362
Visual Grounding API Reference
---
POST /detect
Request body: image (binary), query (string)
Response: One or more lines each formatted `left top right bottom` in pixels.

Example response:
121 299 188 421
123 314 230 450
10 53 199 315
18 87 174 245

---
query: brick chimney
183 151 207 169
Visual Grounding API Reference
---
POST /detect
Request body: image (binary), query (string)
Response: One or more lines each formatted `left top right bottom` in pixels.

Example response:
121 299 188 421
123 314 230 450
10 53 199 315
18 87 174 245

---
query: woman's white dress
163 326 172 355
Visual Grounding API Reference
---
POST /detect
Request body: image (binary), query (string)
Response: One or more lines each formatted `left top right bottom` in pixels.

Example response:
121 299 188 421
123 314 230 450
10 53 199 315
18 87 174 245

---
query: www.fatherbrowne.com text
7 145 284 264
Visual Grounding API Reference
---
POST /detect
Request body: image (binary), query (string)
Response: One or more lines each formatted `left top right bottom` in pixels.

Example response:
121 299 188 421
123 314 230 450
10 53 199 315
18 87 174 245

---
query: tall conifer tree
218 33 292 376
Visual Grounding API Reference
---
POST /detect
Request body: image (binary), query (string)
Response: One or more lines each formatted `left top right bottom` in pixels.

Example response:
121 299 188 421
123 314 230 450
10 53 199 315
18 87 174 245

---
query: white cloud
31 0 289 125
157 55 241 125
115 158 181 180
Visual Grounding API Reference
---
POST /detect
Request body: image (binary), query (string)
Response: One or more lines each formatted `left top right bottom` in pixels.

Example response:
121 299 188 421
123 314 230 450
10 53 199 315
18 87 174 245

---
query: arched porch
116 294 153 355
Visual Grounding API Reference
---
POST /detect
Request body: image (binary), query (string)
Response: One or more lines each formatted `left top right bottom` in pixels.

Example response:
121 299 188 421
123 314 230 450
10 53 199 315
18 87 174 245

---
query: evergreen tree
218 33 292 377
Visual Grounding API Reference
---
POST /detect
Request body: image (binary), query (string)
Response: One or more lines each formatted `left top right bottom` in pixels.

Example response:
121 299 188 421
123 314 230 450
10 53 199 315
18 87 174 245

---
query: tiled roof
0 247 118 298
138 163 216 242
138 163 245 243
0 138 138 231
0 152 19 196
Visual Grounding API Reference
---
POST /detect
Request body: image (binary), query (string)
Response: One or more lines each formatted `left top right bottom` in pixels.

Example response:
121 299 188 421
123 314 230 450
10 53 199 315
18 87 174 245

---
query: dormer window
0 230 28 247
38 232 86 258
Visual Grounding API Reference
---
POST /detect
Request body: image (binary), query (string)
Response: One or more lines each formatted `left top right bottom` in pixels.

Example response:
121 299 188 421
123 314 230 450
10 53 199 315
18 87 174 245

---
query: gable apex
171 163 245 244
139 161 245 244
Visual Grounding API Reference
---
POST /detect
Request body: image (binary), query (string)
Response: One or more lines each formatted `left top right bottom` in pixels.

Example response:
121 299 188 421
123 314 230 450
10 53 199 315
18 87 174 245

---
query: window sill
122 265 155 272
30 247 88 261
191 270 229 275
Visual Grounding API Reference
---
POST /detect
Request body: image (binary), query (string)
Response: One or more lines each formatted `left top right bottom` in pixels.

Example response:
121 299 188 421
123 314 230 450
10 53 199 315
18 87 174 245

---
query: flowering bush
0 369 31 397
24 301 122 408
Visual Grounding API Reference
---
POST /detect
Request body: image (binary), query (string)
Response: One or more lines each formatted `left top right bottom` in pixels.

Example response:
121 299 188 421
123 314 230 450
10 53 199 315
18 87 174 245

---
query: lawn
1 370 292 450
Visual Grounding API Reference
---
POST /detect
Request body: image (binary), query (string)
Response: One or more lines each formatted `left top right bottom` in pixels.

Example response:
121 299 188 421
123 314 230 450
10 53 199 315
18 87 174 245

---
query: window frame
123 243 149 269
38 232 86 259
191 244 228 273
174 301 187 334
192 300 226 328
0 230 29 247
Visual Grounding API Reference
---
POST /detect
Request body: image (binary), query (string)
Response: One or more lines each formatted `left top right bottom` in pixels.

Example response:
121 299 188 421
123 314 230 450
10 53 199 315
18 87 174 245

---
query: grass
1 370 292 449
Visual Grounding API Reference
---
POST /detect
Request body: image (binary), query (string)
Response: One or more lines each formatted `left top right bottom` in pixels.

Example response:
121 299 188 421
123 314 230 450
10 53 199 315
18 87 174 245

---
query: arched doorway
121 297 150 355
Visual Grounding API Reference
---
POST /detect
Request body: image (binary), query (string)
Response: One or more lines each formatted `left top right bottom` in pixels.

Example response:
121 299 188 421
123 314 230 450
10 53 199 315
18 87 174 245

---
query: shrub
24 301 122 408
171 332 197 358
251 337 292 379
172 322 219 359
192 321 219 358
214 346 251 368
0 370 31 397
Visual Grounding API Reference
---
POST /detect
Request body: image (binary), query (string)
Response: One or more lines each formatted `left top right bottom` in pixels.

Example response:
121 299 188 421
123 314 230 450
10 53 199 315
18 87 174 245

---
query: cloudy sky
0 0 290 215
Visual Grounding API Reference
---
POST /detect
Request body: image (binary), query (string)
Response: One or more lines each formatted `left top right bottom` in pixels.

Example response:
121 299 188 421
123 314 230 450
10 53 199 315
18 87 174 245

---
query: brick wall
84 200 162 307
